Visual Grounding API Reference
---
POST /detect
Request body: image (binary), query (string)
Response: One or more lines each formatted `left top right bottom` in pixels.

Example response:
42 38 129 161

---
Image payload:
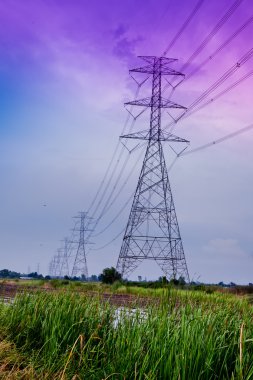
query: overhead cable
163 0 205 56
186 15 253 81
179 123 253 157
180 0 244 74
87 85 141 217
181 69 253 121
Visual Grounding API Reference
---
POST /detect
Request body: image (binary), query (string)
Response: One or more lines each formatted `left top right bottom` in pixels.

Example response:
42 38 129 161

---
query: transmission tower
59 237 70 277
48 258 55 277
71 212 92 279
51 249 62 277
116 56 190 282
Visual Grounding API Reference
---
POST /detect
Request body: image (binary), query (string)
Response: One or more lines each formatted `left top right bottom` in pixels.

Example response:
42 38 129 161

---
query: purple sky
0 0 253 283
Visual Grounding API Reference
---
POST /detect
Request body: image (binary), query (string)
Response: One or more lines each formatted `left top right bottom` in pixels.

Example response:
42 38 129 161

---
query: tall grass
0 289 252 379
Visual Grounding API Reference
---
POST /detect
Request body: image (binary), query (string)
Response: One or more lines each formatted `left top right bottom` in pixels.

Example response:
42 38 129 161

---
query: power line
85 143 146 245
89 50 253 252
90 1 244 207
179 122 253 157
65 1 250 264
164 47 253 131
87 86 141 216
186 15 253 81
91 144 147 238
162 0 245 96
92 147 132 220
92 130 187 256
94 143 146 221
181 69 253 121
91 227 126 251
161 4 250 116
180 0 244 74
163 0 205 56
87 0 245 221
187 48 253 111
91 190 134 238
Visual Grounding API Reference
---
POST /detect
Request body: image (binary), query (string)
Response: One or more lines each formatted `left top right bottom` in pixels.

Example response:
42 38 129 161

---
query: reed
0 288 252 379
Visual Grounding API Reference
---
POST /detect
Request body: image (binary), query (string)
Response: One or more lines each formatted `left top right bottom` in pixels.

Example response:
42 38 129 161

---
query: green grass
0 288 252 379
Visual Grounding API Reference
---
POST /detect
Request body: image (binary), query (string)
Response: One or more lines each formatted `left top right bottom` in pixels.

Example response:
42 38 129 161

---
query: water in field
0 296 14 304
113 306 147 327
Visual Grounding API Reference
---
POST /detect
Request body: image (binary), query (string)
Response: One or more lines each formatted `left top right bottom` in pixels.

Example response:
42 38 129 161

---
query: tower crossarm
130 66 185 76
120 129 189 143
125 97 187 109
130 56 184 76
138 56 177 64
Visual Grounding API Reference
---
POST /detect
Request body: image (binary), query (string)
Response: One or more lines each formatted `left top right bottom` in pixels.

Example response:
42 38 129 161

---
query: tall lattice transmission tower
49 248 62 278
71 212 92 279
116 56 190 282
59 237 70 278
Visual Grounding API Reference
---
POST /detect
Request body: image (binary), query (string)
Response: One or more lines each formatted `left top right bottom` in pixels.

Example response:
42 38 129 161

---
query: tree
178 276 186 286
158 276 169 285
28 272 43 279
99 267 121 284
0 269 20 278
90 274 98 282
0 269 11 278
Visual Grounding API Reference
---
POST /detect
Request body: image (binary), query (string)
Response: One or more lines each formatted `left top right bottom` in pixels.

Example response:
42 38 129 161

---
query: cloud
113 24 128 39
113 36 143 63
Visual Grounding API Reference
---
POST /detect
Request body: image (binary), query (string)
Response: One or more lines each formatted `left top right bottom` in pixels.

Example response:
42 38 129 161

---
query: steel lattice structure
59 237 70 277
116 56 190 282
71 212 91 279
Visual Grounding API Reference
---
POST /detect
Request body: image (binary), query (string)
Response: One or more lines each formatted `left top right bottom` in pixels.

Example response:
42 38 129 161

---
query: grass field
0 286 253 379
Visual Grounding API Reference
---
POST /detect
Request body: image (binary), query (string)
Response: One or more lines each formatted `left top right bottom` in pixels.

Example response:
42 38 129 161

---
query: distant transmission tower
51 249 61 277
48 259 55 277
59 237 70 277
71 212 92 279
116 56 190 282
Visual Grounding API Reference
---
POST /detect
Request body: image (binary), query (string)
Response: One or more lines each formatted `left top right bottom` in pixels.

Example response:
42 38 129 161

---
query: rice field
0 288 252 379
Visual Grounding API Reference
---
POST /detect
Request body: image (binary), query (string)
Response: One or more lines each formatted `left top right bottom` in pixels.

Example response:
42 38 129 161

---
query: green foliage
0 268 20 278
0 289 253 379
50 279 62 288
27 271 43 279
99 267 122 284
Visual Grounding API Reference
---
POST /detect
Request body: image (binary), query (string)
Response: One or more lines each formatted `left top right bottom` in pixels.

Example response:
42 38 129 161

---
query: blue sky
0 0 253 283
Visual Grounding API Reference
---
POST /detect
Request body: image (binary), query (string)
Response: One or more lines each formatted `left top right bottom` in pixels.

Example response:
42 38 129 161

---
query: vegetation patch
0 288 252 379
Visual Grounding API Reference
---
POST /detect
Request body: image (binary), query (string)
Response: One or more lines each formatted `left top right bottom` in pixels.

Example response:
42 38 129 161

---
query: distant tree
90 274 98 282
0 269 20 278
0 269 11 278
99 267 122 284
178 276 186 286
28 272 37 278
28 272 43 279
9 271 21 279
0 269 6 278
158 276 169 285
